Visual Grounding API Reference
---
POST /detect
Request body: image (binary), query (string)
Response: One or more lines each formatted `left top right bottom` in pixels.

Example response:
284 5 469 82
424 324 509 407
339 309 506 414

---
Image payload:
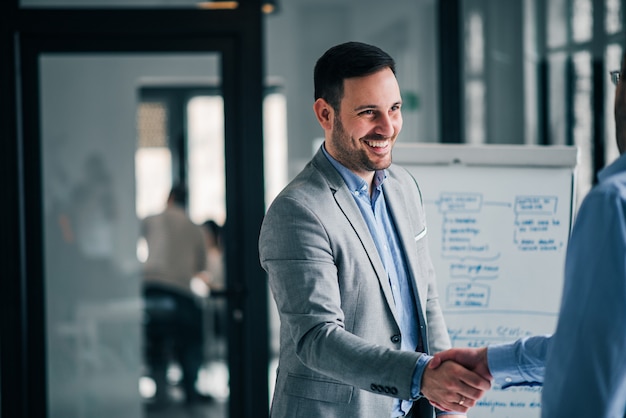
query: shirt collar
598 152 626 183
321 142 387 194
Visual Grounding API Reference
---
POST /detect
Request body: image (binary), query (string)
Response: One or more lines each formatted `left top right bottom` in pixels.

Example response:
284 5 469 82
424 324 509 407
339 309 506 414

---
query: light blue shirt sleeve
411 354 432 398
487 335 549 388
541 163 626 418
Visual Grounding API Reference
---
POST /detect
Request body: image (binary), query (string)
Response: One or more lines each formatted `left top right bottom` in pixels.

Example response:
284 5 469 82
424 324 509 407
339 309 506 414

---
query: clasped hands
420 347 492 414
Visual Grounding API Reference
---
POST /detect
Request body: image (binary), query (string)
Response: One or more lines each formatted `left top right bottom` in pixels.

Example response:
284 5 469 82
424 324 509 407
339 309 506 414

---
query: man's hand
420 359 491 413
429 347 493 382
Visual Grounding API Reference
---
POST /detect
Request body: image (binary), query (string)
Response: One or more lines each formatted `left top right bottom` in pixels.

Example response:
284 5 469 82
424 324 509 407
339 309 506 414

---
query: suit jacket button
391 334 401 343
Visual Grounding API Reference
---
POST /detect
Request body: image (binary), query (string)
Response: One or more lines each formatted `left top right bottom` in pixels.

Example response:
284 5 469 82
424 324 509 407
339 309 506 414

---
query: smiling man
258 41 490 418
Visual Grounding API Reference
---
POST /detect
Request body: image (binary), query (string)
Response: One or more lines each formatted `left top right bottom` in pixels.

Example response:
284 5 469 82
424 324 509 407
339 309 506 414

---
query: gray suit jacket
259 147 451 418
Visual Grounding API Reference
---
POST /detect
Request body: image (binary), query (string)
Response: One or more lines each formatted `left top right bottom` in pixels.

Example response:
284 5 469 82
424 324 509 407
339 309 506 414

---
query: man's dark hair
314 41 396 111
169 184 187 206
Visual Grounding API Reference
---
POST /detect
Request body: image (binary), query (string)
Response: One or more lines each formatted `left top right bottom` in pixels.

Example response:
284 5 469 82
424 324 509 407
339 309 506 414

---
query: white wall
265 0 440 179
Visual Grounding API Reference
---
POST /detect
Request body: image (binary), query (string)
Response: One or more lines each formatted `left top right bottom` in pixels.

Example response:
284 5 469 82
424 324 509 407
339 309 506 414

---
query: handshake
421 347 492 414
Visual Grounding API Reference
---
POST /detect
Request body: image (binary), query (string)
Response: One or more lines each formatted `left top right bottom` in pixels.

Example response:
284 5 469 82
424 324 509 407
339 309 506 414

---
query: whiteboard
393 143 578 418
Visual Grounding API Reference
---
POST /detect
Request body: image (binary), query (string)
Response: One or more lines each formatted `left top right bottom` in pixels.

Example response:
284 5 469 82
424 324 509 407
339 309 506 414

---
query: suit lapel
312 149 400 325
334 188 399 310
384 174 430 351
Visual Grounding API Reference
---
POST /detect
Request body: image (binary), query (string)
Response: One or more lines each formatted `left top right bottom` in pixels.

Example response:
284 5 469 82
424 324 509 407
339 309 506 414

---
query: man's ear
313 98 334 130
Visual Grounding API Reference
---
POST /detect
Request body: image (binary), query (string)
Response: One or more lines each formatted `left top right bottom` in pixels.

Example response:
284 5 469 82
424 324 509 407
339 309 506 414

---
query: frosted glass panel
187 96 226 226
572 0 593 43
465 11 484 75
547 0 568 48
605 44 623 166
572 50 593 201
40 52 227 418
548 53 568 146
606 0 623 34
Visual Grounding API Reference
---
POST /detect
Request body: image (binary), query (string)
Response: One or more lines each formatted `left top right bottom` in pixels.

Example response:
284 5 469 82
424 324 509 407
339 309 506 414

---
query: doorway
2 9 269 417
41 52 228 418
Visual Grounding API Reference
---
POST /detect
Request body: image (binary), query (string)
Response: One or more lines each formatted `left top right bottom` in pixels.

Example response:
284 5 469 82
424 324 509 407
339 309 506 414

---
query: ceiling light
196 1 278 14
197 1 238 10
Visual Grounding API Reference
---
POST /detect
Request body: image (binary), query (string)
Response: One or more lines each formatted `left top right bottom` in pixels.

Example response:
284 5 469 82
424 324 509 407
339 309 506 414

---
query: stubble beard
330 115 393 173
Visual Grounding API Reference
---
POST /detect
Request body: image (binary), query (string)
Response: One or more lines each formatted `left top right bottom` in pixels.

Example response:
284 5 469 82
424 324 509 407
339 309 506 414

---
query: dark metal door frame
0 3 269 418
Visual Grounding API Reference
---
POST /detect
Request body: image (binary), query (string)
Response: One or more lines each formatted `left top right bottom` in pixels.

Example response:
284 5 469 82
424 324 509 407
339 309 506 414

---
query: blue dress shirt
487 335 549 388
540 152 626 417
484 153 626 418
322 146 451 417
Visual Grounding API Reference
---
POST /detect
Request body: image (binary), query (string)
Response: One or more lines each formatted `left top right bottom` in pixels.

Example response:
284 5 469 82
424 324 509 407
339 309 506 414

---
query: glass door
40 52 228 418
0 1 269 418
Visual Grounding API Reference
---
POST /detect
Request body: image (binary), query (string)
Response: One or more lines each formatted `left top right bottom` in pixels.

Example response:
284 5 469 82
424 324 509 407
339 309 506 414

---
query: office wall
265 0 440 179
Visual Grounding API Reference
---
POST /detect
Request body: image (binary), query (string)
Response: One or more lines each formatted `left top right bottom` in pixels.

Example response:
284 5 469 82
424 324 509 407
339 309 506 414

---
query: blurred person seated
140 184 212 406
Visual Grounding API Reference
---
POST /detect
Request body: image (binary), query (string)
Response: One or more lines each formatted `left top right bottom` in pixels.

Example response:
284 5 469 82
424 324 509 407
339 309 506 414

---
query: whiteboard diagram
437 192 566 310
394 143 577 418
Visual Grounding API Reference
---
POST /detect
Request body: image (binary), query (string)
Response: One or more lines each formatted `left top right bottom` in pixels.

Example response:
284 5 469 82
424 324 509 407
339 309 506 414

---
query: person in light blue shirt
428 53 626 418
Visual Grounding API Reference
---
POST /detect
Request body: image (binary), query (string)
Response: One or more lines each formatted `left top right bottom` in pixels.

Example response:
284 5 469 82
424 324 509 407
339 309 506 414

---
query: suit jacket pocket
284 374 354 404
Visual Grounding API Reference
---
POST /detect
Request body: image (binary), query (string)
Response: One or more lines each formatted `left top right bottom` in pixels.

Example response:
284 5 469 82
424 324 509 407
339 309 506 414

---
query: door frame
0 3 269 418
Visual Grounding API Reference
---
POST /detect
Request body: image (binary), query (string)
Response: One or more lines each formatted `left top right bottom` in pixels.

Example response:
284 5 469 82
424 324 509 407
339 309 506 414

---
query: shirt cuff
411 353 433 399
487 343 518 388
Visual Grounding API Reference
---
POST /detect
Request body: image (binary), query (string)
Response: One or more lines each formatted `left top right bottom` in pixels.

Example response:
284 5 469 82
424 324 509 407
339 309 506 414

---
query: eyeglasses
610 70 621 86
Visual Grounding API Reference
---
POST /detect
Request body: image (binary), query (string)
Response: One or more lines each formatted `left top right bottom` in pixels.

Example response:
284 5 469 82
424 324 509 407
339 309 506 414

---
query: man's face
616 53 626 155
324 67 403 179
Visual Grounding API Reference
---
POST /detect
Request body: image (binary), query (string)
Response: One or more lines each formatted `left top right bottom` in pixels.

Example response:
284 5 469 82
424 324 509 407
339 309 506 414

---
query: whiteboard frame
393 143 579 168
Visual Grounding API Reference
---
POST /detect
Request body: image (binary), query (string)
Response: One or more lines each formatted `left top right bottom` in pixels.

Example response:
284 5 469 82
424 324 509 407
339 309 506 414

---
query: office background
1 0 624 417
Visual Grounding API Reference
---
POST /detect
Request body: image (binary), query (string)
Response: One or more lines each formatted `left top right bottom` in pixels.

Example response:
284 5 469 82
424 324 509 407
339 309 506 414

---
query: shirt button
505 377 512 383
391 334 401 343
